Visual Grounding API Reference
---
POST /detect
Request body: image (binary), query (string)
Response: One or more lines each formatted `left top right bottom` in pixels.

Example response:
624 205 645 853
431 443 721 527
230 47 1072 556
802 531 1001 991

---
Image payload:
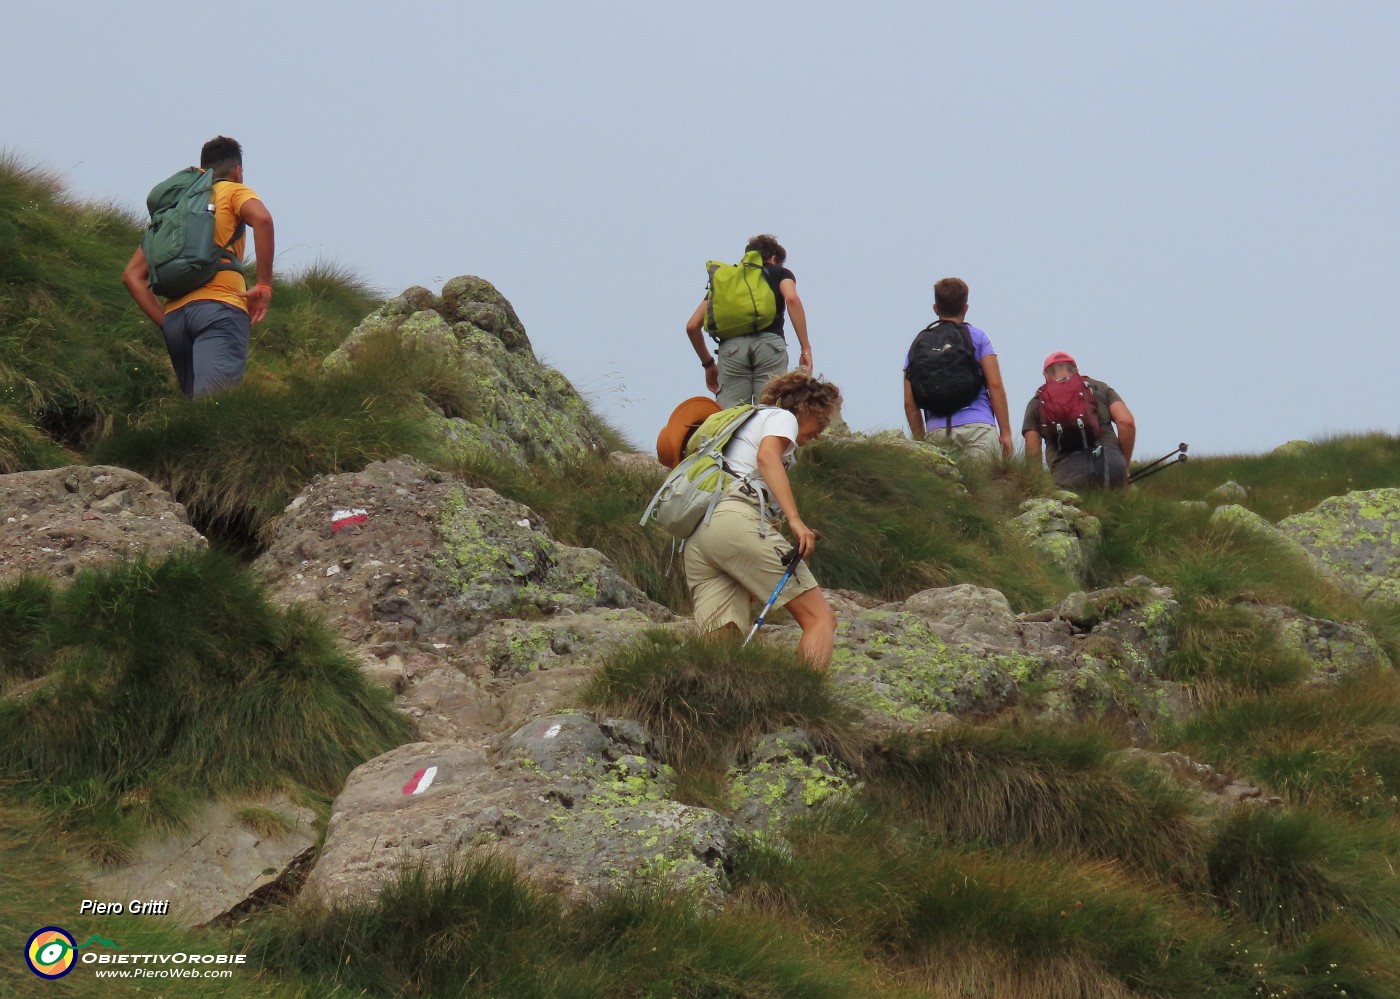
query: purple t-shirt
904 323 996 430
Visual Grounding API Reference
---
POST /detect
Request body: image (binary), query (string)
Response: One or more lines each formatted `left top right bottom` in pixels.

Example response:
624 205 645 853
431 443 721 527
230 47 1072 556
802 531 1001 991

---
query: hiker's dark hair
760 369 841 421
746 234 786 265
200 136 243 178
934 277 969 318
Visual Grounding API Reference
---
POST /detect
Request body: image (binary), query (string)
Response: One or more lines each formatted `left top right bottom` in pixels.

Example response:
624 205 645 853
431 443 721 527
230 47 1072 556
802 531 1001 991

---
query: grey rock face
307 724 737 905
830 583 1181 734
727 729 856 838
1237 603 1391 682
1008 497 1100 583
84 793 316 928
0 465 205 585
324 277 608 470
1207 480 1249 504
1277 489 1400 605
254 457 668 648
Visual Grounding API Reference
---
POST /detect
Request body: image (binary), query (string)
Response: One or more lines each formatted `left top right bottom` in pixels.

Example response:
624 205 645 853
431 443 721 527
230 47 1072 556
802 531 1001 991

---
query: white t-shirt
721 408 798 487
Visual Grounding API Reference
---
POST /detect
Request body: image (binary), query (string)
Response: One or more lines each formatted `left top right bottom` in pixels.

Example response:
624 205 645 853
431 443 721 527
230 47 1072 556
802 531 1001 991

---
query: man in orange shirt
122 136 275 397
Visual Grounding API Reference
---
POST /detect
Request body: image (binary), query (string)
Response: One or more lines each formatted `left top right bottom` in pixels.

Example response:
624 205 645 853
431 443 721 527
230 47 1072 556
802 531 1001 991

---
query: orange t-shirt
163 179 261 314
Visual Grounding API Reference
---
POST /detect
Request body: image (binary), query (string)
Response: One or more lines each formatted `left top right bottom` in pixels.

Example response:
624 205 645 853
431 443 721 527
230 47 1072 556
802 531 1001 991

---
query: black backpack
906 320 985 431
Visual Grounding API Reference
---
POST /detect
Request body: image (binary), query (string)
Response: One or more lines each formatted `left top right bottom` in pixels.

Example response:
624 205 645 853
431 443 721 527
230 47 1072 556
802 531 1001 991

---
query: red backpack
1036 374 1102 452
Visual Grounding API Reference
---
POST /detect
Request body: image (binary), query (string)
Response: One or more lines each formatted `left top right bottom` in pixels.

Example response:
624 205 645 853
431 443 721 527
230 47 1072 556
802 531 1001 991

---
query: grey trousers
716 331 788 408
1052 446 1129 490
162 300 250 398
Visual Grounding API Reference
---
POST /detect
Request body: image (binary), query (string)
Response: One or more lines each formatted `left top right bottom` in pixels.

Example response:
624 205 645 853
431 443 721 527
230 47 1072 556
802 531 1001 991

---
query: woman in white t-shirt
683 370 841 669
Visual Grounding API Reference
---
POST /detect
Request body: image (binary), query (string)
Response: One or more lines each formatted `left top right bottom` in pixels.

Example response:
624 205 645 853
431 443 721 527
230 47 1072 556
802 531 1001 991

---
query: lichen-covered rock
1271 440 1314 458
831 610 1043 722
831 583 1180 732
254 457 668 648
728 729 856 839
1207 480 1249 504
0 465 205 585
1277 489 1400 605
1237 603 1391 682
898 584 1020 647
1009 497 1100 582
324 277 609 470
307 724 737 905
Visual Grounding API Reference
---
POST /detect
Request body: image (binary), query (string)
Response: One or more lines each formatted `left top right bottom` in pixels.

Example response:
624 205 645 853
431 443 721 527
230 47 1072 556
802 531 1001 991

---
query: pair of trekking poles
1131 442 1189 483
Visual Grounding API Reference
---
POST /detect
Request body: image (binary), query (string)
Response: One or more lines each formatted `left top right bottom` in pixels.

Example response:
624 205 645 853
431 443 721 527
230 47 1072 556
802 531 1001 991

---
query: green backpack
142 167 245 299
640 404 766 539
703 250 778 340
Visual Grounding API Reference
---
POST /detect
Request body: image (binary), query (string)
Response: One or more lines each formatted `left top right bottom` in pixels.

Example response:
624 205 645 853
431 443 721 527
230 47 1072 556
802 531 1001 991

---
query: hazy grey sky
5 2 1398 459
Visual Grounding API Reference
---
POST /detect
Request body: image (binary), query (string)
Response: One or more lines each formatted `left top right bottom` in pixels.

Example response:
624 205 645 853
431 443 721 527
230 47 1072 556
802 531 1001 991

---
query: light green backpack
640 405 766 539
703 250 778 340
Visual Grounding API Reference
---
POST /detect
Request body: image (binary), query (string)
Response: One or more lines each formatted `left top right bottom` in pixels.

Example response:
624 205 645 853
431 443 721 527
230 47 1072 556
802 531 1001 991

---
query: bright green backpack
142 167 245 298
640 405 764 538
703 250 778 340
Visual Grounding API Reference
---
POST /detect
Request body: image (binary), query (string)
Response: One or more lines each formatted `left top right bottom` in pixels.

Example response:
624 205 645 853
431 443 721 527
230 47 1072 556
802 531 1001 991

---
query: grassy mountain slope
4 155 1400 997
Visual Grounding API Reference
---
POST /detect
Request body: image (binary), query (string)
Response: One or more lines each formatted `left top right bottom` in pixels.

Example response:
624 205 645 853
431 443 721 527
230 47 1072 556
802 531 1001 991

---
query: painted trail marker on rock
401 766 438 795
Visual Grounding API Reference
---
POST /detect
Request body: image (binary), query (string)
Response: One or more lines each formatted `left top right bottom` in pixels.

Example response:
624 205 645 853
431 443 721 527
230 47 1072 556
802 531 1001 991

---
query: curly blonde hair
759 370 842 421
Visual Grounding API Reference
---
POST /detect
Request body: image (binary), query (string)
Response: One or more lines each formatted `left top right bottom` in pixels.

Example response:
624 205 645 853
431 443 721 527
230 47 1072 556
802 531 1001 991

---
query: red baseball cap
1042 351 1077 372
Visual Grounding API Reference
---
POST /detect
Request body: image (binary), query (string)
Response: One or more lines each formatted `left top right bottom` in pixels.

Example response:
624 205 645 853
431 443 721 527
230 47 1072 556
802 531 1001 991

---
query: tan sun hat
656 396 722 469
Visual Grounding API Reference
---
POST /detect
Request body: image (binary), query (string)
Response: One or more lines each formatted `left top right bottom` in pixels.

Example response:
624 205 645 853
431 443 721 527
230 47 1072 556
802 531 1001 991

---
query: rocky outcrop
84 793 316 928
1008 496 1100 583
306 718 737 905
324 278 609 471
254 457 668 650
1277 489 1400 605
826 581 1181 733
0 465 205 585
1237 602 1391 682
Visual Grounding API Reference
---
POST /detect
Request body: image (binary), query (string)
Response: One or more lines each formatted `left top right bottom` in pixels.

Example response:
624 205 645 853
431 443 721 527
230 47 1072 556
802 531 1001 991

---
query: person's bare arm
755 435 817 558
980 354 1014 458
1109 400 1136 465
233 199 275 324
121 248 164 327
1023 429 1045 466
685 299 719 395
780 278 811 370
903 377 925 440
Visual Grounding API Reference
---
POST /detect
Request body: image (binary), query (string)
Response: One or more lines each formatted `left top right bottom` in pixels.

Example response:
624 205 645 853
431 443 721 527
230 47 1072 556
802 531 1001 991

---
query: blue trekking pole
742 548 803 648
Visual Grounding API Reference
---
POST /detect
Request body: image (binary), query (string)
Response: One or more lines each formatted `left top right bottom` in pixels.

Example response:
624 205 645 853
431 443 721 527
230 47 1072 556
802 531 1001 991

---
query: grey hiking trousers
162 300 250 399
716 331 788 408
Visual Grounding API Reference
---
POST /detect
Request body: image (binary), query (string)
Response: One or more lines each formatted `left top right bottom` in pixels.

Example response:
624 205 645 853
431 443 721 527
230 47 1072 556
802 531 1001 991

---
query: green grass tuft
0 549 412 858
791 438 1074 609
866 722 1206 884
247 853 881 998
581 628 860 775
88 366 440 550
1207 806 1400 945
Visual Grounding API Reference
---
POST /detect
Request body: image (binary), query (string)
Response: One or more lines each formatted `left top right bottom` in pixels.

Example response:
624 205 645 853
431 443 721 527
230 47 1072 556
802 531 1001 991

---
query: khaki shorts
683 492 818 632
925 421 999 462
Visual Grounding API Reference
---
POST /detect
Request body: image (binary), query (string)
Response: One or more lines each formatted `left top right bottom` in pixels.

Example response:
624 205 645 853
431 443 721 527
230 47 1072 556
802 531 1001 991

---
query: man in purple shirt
902 277 1013 462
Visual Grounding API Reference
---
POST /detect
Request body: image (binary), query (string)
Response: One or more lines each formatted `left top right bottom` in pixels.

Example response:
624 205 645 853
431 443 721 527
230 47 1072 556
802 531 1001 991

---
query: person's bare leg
782 588 836 670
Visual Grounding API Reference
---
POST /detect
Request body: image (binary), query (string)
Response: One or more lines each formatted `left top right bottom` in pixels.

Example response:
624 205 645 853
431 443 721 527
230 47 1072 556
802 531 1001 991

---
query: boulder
324 277 608 470
727 729 856 839
0 465 205 585
84 793 316 928
1277 489 1400 605
1008 497 1099 582
1206 480 1249 504
254 457 668 648
306 722 737 905
1236 603 1391 682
